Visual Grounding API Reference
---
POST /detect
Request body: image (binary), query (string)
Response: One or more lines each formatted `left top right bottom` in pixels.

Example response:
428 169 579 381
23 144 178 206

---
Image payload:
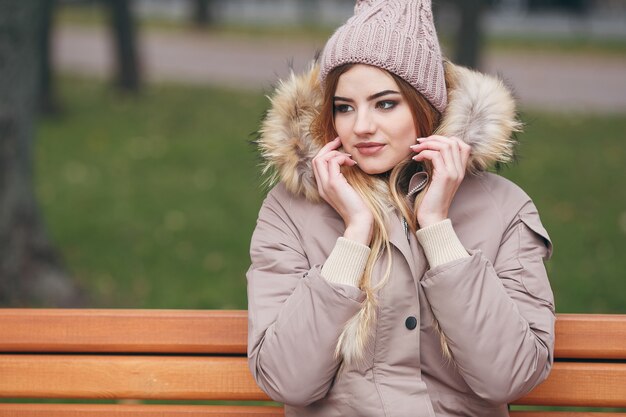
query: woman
247 1 555 416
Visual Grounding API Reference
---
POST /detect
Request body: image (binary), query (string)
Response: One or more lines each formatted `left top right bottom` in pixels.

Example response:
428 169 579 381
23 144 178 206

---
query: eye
376 100 397 110
334 104 354 113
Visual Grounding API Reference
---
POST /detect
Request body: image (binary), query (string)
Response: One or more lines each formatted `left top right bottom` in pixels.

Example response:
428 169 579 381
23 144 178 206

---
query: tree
39 0 60 114
453 0 488 69
40 0 142 96
191 0 213 28
0 1 84 306
106 0 141 92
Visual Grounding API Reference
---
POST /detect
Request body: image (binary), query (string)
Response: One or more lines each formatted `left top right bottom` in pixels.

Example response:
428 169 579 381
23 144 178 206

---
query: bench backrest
0 310 625 416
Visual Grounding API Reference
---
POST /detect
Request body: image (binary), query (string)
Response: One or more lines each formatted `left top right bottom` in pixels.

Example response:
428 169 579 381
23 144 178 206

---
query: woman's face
334 64 417 175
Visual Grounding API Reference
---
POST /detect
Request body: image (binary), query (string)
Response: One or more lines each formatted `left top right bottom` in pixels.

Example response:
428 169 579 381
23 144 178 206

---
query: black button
405 316 417 330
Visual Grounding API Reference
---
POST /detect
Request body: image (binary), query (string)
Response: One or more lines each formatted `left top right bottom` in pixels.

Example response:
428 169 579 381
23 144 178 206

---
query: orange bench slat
0 309 247 354
2 355 626 408
513 362 626 408
555 314 626 359
1 405 625 417
2 311 625 359
0 404 283 417
0 355 268 401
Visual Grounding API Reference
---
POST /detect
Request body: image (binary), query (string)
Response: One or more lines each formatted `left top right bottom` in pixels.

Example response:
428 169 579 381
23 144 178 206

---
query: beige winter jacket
247 62 555 417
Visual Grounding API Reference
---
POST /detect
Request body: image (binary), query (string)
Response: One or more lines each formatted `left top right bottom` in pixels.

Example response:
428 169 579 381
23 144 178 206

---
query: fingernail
416 137 424 142
410 144 418 148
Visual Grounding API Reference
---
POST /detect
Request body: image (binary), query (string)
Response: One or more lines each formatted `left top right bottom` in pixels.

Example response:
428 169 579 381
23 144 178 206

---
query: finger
413 135 460 151
328 154 356 179
411 141 459 180
313 150 342 174
327 156 347 186
446 136 472 172
315 151 353 183
317 137 342 156
315 149 351 165
319 150 352 163
313 155 329 197
313 139 342 181
419 135 469 174
416 135 456 143
417 134 461 151
315 152 355 195
445 137 464 178
413 150 445 174
458 139 471 169
413 151 445 183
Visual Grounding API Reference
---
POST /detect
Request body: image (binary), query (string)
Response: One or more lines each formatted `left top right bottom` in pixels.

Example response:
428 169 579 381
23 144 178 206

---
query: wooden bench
0 310 624 416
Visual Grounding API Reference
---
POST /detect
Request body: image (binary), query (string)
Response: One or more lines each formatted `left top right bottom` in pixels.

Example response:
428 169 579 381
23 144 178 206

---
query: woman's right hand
312 137 374 246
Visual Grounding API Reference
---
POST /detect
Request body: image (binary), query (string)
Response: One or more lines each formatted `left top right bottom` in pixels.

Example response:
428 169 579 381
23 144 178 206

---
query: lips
355 142 385 156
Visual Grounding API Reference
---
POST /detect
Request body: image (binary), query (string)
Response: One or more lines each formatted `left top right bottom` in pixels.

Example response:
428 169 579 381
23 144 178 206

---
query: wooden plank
0 407 624 417
0 310 247 354
3 355 626 407
0 406 625 417
0 355 269 401
555 314 626 359
2 311 625 359
0 404 284 417
514 362 626 408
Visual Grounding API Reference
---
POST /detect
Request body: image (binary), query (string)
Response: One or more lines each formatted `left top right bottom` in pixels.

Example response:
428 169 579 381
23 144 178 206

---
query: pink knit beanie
320 0 447 113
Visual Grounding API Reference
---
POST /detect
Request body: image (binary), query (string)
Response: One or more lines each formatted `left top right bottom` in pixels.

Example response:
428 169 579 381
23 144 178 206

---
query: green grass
485 35 626 57
36 77 626 312
36 79 267 309
502 110 626 313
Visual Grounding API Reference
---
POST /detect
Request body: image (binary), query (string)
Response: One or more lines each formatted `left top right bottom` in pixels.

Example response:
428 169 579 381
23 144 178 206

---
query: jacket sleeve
246 188 366 406
419 199 555 404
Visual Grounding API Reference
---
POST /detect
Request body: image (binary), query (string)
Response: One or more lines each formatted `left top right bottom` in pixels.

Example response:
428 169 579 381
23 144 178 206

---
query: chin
357 163 392 175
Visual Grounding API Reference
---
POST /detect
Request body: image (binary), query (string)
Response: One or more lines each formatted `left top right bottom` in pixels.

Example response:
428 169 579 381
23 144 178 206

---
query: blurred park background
0 0 624 313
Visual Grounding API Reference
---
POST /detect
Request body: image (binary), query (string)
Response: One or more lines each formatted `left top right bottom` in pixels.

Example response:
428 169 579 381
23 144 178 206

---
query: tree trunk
39 0 60 115
106 0 141 92
0 1 85 306
453 0 487 70
191 0 213 27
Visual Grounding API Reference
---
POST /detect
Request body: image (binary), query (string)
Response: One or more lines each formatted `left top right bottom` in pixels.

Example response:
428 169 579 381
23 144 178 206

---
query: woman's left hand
410 135 471 228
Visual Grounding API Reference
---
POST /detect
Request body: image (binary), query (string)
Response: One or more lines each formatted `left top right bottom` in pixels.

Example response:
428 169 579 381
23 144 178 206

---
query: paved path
54 26 626 113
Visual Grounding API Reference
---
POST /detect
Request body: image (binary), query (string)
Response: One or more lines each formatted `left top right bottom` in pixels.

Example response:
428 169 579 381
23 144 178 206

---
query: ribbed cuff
416 219 470 268
321 237 371 288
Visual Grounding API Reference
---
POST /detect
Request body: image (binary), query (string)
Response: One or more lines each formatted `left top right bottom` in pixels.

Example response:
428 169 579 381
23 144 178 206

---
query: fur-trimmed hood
257 62 521 201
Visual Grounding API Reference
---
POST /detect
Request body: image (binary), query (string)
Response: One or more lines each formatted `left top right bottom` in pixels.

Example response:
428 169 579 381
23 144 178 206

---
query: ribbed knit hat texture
320 0 447 113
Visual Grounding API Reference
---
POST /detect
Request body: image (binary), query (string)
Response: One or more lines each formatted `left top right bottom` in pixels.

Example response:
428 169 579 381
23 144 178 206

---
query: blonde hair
311 64 449 365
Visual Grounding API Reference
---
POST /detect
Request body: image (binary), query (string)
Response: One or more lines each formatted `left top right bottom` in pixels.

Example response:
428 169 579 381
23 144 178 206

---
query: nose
353 109 375 136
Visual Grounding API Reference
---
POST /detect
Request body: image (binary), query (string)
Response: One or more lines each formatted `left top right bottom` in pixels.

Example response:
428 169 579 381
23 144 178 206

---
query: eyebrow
333 90 400 102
